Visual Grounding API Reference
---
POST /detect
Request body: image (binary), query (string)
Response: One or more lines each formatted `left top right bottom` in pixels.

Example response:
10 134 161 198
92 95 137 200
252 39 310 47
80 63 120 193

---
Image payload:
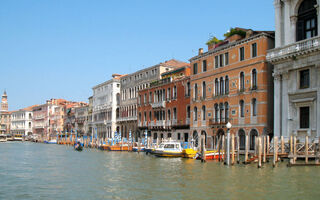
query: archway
201 130 207 145
238 129 246 150
249 129 258 150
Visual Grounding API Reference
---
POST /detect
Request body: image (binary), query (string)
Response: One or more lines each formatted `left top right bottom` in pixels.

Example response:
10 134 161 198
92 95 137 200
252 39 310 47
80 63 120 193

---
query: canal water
0 142 319 200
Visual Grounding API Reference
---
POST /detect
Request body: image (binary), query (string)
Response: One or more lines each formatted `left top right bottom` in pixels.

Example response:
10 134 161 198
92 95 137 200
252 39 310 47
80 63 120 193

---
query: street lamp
226 122 232 165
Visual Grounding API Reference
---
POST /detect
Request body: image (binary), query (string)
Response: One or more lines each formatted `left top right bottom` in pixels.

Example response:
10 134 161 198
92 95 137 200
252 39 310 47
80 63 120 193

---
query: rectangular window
225 52 229 65
219 54 224 67
149 92 152 103
300 107 310 128
202 60 207 72
167 88 171 100
300 69 310 89
252 43 257 58
193 63 198 74
173 108 177 119
187 106 190 118
173 86 177 99
215 56 219 68
240 47 245 61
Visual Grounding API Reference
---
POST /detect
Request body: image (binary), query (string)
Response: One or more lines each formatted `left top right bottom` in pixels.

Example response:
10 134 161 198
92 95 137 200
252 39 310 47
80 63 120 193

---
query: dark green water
0 142 319 200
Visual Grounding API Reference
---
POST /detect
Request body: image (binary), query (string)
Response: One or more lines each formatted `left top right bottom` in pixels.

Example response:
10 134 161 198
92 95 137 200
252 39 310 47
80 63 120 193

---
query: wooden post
316 137 320 164
218 136 221 162
263 136 266 163
281 136 284 154
273 136 278 167
221 135 225 162
201 135 206 163
254 136 258 156
156 137 159 148
258 136 262 168
290 135 293 154
236 135 240 164
245 134 249 163
231 134 235 165
293 136 297 164
138 138 141 153
121 138 123 151
305 135 308 164
266 135 270 155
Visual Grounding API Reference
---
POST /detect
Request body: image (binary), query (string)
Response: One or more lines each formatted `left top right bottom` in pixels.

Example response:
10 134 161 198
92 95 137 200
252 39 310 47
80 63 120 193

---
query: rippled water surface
0 142 319 200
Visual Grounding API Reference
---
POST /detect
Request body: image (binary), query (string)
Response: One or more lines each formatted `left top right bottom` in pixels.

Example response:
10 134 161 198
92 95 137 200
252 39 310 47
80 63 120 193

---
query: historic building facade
137 66 191 142
11 105 37 136
118 59 189 140
74 105 89 136
267 0 320 139
92 74 122 139
189 28 275 149
0 91 10 134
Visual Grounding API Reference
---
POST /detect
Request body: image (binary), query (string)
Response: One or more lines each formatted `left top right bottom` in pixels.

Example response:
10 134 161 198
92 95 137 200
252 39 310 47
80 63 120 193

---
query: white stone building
267 0 320 139
92 74 122 139
11 106 36 136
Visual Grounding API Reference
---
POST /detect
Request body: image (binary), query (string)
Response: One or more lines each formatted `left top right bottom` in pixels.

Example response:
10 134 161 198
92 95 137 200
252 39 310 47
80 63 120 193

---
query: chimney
198 48 203 55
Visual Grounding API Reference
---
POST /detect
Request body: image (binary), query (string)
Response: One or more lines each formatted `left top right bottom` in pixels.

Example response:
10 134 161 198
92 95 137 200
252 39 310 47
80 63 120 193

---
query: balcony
209 118 229 126
267 36 320 62
151 101 166 108
117 116 137 122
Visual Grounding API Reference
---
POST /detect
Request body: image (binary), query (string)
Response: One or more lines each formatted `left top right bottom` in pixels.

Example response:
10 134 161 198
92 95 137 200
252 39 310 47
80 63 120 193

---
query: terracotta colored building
137 65 191 142
189 28 275 150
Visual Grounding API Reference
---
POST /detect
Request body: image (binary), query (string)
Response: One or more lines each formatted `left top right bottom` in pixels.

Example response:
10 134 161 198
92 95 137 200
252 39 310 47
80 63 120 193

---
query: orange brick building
189 28 275 150
137 66 191 142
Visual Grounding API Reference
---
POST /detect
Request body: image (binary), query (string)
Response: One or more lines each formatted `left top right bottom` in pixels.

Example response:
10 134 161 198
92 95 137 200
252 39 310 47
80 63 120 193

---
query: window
149 92 152 103
219 54 224 67
193 63 198 74
173 108 177 119
252 43 257 57
215 78 219 96
300 107 310 128
252 69 257 90
240 100 245 117
186 82 190 97
202 106 206 120
252 98 257 116
220 77 224 95
202 81 206 99
144 94 147 104
225 102 229 121
149 111 152 121
194 84 198 100
297 0 318 41
194 107 198 121
214 104 219 122
240 72 245 91
173 86 177 99
168 109 171 120
144 112 147 121
177 133 181 140
187 106 190 119
225 52 229 65
139 112 141 121
240 47 245 61
300 69 310 89
167 88 171 100
202 60 207 72
215 56 219 68
225 76 229 94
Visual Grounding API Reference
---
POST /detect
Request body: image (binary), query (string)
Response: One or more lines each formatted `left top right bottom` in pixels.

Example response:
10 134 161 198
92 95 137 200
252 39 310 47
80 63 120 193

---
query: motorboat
151 141 183 157
13 134 23 141
6 135 14 141
183 148 198 158
44 139 57 144
74 142 83 151
0 134 7 142
195 150 223 160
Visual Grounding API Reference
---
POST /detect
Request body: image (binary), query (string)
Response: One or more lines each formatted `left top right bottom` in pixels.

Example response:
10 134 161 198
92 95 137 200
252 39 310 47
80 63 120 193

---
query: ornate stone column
290 15 298 44
273 73 282 137
274 0 282 47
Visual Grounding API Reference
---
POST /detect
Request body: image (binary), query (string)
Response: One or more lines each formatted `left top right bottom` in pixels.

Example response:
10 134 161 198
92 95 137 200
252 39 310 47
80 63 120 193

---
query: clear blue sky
0 0 274 111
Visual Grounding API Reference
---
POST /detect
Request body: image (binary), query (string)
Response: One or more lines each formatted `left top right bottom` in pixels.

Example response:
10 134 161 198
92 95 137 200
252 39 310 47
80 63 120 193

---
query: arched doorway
193 131 198 147
250 129 258 150
238 129 246 150
215 129 225 148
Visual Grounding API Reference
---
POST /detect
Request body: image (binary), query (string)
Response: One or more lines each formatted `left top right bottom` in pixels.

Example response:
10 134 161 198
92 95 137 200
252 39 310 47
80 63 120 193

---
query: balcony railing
151 101 166 108
209 118 229 126
267 36 320 61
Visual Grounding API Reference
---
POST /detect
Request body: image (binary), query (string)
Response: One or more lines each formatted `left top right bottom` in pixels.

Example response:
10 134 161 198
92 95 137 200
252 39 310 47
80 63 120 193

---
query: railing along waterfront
267 36 320 61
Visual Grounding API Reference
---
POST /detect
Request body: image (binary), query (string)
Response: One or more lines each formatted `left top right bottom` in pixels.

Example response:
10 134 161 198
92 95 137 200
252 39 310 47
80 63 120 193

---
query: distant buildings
11 105 37 136
267 0 320 139
0 91 10 134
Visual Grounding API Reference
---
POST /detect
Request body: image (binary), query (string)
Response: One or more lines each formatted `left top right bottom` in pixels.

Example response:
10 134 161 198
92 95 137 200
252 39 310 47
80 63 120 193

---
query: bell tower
1 90 8 112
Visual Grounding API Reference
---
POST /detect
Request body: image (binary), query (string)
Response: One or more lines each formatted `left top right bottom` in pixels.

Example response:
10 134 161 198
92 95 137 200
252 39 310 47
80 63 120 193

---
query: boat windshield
164 144 175 149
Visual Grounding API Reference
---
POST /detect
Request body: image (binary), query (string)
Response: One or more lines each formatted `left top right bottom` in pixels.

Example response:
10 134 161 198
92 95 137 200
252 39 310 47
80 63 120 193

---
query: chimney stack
198 48 203 55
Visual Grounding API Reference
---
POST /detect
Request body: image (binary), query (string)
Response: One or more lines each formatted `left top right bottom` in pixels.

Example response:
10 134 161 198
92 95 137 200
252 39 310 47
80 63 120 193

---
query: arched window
167 109 171 120
153 133 158 140
168 133 172 138
250 129 258 150
297 0 318 41
214 104 219 122
252 98 257 116
240 100 245 117
215 78 219 96
194 107 198 121
252 69 257 90
202 81 206 99
225 76 229 94
225 102 229 122
220 77 224 95
219 103 224 122
202 106 206 120
194 84 198 100
240 72 245 91
238 129 246 150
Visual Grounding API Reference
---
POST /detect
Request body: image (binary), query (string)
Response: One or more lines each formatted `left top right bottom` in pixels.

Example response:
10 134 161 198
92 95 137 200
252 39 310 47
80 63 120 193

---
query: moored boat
13 134 23 141
195 150 223 160
0 134 7 142
74 142 83 151
183 148 198 158
151 141 183 157
44 139 57 144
